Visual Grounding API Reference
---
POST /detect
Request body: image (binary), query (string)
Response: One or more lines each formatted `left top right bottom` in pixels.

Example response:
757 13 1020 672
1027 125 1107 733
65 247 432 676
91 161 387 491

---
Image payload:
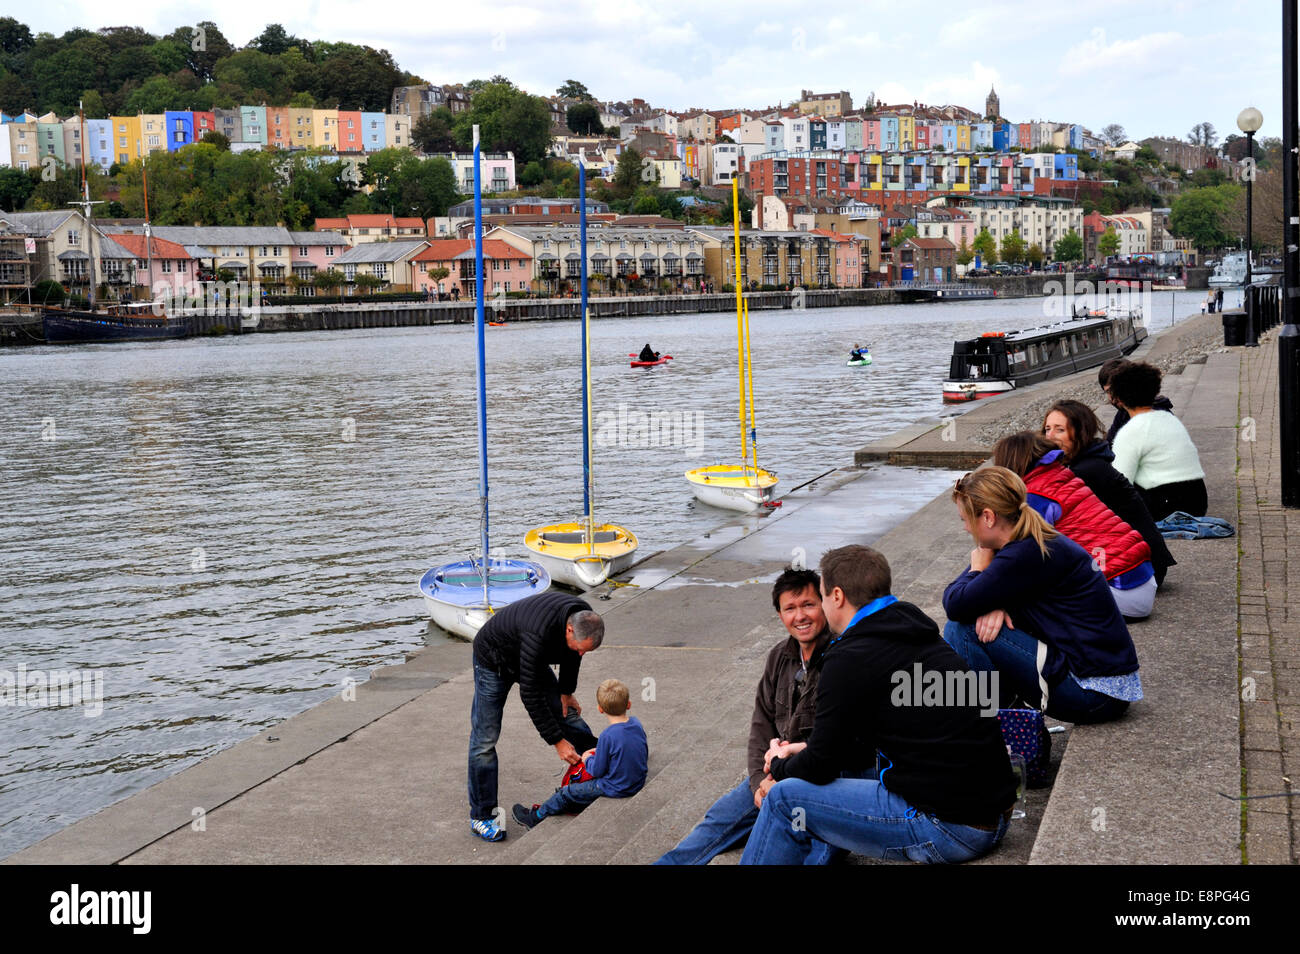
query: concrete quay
6 310 1279 866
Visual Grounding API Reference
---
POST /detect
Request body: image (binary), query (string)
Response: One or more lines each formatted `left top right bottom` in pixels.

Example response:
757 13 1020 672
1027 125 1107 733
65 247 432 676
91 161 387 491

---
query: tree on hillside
250 23 312 57
1226 167 1282 250
1000 229 1026 264
452 80 552 164
167 21 233 82
1097 227 1120 258
972 228 998 264
412 107 456 153
613 146 643 197
1101 124 1127 146
1170 183 1242 250
557 79 593 101
0 17 34 55
1187 122 1218 148
566 102 603 135
0 166 34 211
1053 229 1083 263
312 43 403 112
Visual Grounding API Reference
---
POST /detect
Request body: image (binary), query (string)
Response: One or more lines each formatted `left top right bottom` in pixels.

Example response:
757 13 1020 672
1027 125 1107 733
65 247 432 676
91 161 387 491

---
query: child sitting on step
512 679 648 829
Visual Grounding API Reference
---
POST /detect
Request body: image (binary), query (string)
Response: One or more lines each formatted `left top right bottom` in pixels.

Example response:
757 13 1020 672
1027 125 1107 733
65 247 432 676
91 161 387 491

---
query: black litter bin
1222 309 1247 347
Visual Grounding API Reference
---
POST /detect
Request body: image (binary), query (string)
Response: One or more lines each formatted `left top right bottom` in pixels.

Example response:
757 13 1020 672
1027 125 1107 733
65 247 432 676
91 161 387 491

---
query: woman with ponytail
943 467 1141 725
993 430 1157 620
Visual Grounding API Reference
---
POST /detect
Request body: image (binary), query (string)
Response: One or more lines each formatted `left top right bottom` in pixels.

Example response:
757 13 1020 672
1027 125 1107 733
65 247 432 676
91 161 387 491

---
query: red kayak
629 354 673 368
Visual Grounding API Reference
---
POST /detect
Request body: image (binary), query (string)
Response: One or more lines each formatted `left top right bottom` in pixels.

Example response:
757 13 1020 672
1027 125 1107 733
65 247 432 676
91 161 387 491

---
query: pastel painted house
411 238 533 298
111 233 196 297
288 231 346 291
333 239 429 291
361 112 386 152
337 111 363 154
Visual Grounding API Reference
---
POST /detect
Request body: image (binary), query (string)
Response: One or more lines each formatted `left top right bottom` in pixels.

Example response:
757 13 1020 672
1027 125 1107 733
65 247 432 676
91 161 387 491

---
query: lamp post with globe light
1237 107 1263 289
1237 107 1263 347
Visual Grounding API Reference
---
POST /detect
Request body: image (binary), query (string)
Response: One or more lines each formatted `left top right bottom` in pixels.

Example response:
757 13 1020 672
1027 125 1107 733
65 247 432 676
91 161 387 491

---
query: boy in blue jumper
512 679 648 828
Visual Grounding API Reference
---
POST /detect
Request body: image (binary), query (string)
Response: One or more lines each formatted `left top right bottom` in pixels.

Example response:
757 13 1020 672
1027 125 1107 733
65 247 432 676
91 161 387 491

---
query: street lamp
1238 107 1263 347
1237 107 1263 289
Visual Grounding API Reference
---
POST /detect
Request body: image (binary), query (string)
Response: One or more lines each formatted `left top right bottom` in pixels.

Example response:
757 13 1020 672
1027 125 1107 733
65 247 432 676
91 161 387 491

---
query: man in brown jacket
654 567 833 864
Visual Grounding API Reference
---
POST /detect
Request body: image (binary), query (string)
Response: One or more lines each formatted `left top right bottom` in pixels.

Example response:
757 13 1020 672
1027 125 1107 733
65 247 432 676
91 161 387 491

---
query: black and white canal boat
942 307 1146 403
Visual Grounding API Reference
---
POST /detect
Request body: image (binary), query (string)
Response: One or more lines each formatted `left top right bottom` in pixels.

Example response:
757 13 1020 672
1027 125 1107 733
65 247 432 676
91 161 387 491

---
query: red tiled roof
412 239 529 262
111 234 191 259
904 237 956 250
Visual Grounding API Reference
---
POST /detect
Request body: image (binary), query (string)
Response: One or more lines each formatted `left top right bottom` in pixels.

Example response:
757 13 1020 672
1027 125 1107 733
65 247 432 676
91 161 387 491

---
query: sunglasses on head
955 472 972 493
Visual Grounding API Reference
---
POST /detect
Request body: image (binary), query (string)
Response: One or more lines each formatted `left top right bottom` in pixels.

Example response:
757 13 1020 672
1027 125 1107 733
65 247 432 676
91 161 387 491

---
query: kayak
848 354 872 366
629 353 673 368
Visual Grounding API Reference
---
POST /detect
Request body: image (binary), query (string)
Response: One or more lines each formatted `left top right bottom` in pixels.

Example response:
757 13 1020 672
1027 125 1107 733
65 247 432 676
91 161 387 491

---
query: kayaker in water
849 344 870 361
638 344 659 362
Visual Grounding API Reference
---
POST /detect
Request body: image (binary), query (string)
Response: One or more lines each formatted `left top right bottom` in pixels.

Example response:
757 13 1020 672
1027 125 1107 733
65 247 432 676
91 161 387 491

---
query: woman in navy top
942 467 1141 725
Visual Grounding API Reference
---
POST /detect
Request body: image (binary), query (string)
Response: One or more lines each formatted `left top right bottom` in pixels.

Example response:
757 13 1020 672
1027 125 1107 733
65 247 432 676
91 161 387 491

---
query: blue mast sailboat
419 125 550 639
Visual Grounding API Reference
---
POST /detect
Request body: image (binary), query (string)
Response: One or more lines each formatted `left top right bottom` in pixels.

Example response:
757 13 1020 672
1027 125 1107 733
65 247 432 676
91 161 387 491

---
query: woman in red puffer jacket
992 432 1156 620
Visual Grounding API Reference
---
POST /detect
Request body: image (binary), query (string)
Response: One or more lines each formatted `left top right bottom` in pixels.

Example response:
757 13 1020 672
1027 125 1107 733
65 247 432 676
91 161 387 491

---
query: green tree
200 131 230 151
452 80 552 164
313 42 403 112
250 23 311 57
123 75 188 113
0 17 35 55
955 237 972 266
314 268 344 294
1053 229 1083 263
167 21 233 82
1169 184 1242 251
518 160 545 187
999 229 1026 264
353 272 384 292
889 224 917 248
565 102 603 135
613 146 642 197
1097 227 1120 258
972 228 998 264
213 49 292 104
411 107 456 153
0 166 33 210
556 79 593 101
1026 243 1045 267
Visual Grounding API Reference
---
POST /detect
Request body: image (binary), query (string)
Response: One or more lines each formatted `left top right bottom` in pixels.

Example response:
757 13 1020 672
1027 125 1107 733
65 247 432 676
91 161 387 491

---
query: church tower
985 86 1000 120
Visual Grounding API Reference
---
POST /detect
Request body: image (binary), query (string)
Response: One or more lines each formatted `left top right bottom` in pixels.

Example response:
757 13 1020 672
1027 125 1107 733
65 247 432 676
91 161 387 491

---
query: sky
25 0 1286 143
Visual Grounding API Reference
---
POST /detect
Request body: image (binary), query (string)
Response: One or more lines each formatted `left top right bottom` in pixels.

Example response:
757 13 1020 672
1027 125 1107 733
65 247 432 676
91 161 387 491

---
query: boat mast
139 136 153 303
579 159 594 551
732 174 750 472
71 100 102 308
473 125 490 608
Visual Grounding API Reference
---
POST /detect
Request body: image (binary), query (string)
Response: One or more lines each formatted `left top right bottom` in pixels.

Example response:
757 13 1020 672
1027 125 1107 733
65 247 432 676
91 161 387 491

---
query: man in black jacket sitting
468 591 604 842
740 545 1017 864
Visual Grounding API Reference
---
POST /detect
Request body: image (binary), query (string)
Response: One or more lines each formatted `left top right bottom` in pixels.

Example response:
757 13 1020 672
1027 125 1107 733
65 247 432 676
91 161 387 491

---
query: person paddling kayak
638 343 660 363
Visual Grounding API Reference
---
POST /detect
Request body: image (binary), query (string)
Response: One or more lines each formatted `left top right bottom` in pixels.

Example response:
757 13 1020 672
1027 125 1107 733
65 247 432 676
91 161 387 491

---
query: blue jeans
739 776 1007 864
654 775 854 865
536 778 604 819
942 621 1130 725
468 661 597 820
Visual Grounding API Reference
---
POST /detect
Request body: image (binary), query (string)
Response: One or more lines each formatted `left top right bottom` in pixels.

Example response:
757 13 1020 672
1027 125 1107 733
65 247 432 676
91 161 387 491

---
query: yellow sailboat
685 176 779 513
525 166 639 588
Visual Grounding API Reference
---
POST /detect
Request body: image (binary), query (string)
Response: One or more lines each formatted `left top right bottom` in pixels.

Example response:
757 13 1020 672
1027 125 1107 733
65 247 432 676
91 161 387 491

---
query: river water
0 289 1211 855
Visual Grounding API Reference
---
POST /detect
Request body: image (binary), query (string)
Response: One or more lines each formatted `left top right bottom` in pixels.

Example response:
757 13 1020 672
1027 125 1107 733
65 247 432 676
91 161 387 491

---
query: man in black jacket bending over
468 591 604 842
740 545 1016 864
